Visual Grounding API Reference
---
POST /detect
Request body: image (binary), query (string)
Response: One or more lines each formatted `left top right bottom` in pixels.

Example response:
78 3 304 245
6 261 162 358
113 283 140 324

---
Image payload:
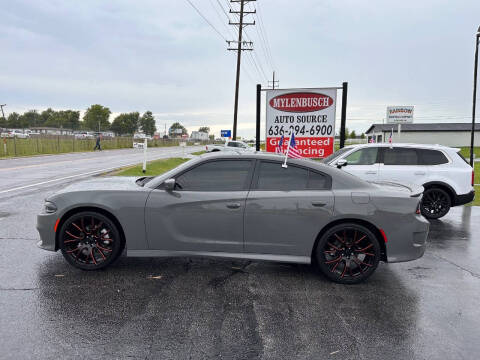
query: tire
420 187 451 219
315 223 381 284
59 211 124 270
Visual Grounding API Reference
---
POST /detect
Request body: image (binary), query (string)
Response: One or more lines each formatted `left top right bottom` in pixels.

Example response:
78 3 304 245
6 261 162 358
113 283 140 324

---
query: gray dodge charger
37 152 429 284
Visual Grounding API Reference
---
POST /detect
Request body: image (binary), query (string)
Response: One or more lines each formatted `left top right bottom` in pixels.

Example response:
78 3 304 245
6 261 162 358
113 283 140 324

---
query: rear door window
418 149 449 165
383 147 419 165
255 161 330 190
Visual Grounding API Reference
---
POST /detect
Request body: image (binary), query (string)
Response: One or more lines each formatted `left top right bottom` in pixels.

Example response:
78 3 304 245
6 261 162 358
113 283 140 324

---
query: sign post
142 137 147 174
264 87 338 158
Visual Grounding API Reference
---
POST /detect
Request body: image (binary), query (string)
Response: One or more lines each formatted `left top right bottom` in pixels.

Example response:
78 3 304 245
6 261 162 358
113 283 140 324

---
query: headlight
43 201 57 214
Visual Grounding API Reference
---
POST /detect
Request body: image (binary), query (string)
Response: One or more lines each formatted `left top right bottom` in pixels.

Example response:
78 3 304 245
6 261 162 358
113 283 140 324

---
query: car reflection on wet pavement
1 182 479 359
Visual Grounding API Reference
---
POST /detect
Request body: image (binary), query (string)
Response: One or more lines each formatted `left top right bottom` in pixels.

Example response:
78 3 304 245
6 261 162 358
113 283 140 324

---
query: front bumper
453 190 475 206
36 213 59 252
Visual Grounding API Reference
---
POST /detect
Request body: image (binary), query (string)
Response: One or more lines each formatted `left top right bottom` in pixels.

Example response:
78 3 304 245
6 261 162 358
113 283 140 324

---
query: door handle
414 171 426 175
311 201 327 207
226 203 241 209
365 171 377 175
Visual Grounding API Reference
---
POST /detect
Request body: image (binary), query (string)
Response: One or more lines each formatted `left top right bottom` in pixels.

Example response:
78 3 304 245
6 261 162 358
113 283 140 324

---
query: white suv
323 143 475 219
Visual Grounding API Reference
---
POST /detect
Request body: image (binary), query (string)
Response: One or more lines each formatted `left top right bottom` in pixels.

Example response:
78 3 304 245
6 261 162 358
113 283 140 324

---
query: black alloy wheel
316 223 381 284
59 211 123 270
420 188 451 219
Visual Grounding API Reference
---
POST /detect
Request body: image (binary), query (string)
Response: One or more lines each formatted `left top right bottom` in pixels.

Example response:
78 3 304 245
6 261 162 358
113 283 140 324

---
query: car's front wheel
59 211 123 270
315 223 381 284
420 187 451 219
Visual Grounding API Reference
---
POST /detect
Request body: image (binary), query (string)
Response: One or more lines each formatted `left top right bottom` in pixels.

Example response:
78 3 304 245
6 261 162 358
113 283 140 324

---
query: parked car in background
323 143 475 219
75 132 95 139
134 133 152 140
37 152 429 284
1 129 30 138
206 140 255 153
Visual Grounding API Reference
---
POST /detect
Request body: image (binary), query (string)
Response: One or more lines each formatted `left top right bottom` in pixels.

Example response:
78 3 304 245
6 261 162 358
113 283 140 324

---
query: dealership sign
266 88 337 158
386 106 414 124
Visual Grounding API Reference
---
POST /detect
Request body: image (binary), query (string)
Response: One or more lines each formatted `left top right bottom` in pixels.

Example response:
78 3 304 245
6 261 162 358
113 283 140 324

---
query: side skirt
127 249 311 264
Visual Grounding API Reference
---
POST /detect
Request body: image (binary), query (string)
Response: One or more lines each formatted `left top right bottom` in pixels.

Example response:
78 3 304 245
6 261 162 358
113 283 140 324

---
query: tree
169 122 187 137
110 112 139 136
40 108 55 126
6 112 20 128
19 110 40 129
360 133 366 139
62 110 81 130
83 104 111 131
350 130 357 139
139 111 157 136
198 126 210 133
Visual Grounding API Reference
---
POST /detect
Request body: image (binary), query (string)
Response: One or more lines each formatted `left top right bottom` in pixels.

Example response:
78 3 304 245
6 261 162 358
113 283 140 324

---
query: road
0 146 203 195
1 148 480 359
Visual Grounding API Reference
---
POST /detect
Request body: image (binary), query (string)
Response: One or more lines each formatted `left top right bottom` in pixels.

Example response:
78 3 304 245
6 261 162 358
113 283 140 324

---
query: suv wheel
421 187 451 219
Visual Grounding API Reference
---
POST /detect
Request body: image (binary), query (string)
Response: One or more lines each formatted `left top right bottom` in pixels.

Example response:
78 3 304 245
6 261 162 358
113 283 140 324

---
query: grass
459 147 480 160
191 150 206 155
0 137 207 158
114 157 189 177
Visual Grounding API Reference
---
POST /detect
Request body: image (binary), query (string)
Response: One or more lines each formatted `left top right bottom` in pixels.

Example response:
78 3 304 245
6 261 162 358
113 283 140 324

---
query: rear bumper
385 215 429 263
453 190 475 206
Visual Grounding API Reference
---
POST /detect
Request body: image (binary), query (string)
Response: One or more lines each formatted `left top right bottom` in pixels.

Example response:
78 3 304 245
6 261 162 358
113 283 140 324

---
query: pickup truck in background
206 140 255 153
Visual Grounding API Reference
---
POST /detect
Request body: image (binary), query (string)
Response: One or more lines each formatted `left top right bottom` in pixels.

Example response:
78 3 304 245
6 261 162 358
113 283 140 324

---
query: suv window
175 160 252 191
256 161 330 190
383 147 418 165
227 142 237 147
344 147 378 165
418 149 449 165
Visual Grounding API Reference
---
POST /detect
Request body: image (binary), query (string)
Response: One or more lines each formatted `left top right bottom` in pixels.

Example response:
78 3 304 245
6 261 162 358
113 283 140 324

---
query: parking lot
1 150 479 359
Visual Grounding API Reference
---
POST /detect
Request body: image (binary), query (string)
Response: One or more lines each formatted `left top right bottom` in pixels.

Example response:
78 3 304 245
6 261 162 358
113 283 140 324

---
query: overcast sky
1 0 479 138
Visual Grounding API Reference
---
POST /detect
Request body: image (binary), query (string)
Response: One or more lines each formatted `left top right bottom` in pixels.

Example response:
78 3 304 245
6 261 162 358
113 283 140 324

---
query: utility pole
268 71 279 89
0 104 6 125
228 0 256 140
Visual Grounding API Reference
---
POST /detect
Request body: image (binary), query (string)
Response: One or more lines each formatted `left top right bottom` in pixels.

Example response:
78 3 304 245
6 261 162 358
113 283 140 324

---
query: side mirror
336 159 348 169
164 178 176 191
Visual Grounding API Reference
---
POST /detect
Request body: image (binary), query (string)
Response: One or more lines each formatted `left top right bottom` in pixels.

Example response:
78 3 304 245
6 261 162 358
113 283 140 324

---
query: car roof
341 143 457 151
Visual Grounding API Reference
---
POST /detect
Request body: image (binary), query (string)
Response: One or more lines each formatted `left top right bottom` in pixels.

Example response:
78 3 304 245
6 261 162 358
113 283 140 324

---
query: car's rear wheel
59 211 123 270
315 223 381 284
421 187 451 219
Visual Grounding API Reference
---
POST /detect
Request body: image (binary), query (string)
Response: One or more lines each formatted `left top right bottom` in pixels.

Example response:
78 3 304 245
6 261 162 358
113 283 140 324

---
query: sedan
37 152 429 284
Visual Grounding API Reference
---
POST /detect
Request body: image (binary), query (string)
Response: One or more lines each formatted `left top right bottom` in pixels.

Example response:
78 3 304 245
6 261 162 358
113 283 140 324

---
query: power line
255 0 275 69
185 0 228 41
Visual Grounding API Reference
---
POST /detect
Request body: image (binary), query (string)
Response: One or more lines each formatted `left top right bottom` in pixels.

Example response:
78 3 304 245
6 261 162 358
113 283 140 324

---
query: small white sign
133 142 145 149
386 106 414 124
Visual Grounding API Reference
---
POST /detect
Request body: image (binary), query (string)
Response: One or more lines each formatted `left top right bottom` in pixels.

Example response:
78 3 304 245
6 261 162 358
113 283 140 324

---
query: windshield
321 147 352 163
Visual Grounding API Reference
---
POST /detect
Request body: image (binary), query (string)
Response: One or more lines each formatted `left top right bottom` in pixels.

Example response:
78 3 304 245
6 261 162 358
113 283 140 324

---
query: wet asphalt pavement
1 150 480 359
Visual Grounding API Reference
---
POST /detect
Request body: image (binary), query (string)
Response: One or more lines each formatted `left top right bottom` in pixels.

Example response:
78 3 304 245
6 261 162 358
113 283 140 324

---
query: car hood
370 181 424 197
52 176 142 196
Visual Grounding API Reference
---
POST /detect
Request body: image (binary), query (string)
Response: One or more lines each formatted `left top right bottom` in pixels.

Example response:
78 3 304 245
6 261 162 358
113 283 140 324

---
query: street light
470 26 480 166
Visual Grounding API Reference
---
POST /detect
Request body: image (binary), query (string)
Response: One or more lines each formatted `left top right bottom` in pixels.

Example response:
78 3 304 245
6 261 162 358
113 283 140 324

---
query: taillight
472 170 475 187
416 202 421 215
206 146 208 150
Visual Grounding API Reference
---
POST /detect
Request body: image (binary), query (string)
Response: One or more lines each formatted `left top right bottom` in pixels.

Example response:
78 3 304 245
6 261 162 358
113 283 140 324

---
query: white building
365 123 480 147
190 131 209 141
